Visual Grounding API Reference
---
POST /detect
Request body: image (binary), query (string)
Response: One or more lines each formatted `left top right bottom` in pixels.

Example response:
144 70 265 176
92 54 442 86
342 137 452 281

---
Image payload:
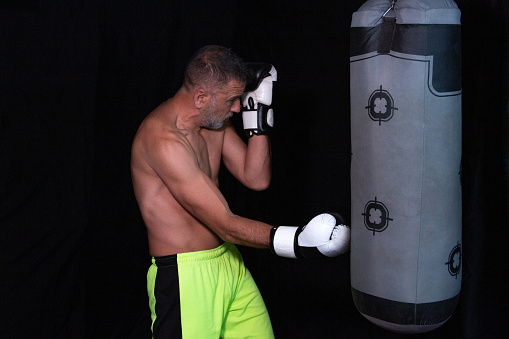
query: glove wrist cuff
242 104 274 137
270 226 299 258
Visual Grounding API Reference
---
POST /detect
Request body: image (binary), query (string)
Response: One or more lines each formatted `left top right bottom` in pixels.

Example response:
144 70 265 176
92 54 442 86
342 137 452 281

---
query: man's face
201 79 245 129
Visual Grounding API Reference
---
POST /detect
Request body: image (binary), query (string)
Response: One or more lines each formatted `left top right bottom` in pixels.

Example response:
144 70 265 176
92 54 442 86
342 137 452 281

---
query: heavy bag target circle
362 197 393 235
366 85 398 124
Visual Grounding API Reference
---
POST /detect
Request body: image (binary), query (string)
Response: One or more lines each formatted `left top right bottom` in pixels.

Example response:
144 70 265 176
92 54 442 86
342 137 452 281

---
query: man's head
184 45 249 129
183 45 249 94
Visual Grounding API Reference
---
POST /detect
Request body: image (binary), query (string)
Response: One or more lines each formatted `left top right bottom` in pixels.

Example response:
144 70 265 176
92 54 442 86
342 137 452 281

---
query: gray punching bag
350 0 462 333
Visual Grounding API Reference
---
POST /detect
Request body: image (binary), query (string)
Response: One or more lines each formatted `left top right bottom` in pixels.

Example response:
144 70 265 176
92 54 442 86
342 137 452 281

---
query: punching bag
350 0 462 333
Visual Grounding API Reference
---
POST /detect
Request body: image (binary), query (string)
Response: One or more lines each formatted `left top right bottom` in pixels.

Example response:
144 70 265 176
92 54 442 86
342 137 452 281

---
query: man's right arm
150 134 273 248
149 133 350 258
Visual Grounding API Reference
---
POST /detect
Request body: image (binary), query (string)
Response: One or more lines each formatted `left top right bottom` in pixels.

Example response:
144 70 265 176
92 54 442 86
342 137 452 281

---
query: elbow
246 174 271 191
220 232 238 244
217 215 243 244
252 179 270 191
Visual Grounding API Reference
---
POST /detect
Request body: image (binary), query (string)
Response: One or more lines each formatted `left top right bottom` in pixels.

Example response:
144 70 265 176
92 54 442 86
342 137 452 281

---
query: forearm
244 135 272 190
220 214 273 249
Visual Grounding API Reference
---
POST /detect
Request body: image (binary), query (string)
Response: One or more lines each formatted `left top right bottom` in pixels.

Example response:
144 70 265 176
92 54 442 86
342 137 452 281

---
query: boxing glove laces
242 62 277 137
270 213 350 259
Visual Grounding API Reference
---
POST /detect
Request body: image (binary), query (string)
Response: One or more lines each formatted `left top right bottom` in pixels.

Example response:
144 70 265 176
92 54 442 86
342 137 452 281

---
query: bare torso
131 100 227 256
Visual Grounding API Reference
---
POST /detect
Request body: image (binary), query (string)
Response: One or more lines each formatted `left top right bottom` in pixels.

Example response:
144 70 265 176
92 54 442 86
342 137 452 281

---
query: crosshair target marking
362 197 393 235
445 243 462 278
365 85 398 125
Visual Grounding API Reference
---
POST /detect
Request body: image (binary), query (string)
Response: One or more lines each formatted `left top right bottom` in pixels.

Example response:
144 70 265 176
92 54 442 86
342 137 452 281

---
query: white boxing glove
270 213 351 259
241 62 277 137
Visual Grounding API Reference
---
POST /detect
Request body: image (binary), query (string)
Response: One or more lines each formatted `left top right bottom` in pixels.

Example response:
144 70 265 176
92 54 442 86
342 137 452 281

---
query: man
131 45 349 338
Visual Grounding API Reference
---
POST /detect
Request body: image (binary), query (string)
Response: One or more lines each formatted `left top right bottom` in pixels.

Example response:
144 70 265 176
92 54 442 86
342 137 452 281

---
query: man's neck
170 89 202 132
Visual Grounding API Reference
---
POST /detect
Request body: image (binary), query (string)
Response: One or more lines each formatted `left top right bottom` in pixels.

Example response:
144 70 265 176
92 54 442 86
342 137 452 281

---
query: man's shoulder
136 109 183 142
145 124 191 159
133 121 189 166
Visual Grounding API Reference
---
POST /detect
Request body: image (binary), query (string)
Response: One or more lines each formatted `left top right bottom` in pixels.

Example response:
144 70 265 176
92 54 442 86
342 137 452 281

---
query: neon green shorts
147 242 274 339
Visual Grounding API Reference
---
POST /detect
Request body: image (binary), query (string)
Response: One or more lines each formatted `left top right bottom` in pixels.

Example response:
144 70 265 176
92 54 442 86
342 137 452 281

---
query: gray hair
183 45 249 93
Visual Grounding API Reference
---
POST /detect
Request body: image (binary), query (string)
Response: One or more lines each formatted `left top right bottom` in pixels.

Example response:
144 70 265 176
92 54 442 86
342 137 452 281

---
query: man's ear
194 89 208 109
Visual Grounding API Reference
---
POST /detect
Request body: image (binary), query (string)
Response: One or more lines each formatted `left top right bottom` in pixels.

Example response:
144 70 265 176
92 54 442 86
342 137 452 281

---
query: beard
201 97 231 129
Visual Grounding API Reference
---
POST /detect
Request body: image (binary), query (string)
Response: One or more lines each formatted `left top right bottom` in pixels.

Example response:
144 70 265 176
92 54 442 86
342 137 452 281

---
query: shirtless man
131 45 350 338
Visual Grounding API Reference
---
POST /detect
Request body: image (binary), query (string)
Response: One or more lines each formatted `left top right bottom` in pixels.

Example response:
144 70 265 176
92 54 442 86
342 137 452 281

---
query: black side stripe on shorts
153 254 182 339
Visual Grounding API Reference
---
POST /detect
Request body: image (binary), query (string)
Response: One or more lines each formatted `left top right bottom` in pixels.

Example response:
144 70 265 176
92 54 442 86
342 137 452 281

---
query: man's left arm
222 63 276 191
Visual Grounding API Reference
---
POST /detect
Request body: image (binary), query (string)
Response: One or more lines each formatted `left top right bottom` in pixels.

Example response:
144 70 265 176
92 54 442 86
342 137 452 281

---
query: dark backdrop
1 1 507 338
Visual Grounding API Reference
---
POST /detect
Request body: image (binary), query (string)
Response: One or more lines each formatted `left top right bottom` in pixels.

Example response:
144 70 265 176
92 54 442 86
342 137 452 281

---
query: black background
1 1 507 338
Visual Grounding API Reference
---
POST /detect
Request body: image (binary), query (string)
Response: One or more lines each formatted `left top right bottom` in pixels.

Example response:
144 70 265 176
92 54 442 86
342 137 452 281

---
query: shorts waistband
152 242 234 267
